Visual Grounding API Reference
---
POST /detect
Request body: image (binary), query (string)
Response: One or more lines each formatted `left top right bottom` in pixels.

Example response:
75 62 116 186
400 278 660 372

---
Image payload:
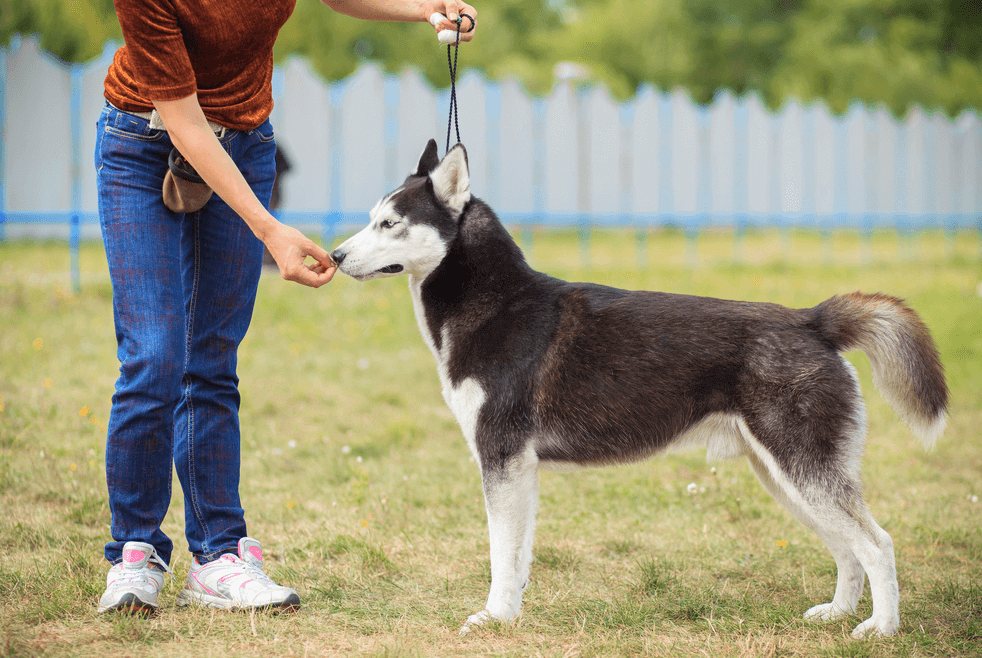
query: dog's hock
431 143 471 216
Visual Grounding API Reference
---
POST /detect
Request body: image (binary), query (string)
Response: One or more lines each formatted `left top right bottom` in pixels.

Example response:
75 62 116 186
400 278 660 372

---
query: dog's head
331 140 470 282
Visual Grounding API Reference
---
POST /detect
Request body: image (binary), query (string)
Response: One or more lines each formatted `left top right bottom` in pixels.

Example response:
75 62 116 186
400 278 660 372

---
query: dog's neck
410 199 536 356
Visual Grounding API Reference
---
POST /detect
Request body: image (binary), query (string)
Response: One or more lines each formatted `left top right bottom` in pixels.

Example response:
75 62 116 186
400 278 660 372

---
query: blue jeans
96 103 275 566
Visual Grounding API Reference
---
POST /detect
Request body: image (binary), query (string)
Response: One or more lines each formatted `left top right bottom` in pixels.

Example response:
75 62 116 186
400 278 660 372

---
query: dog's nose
331 249 346 266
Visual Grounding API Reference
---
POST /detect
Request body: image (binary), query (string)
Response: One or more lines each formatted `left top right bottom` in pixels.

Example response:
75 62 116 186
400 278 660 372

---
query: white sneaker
97 541 174 614
175 537 300 610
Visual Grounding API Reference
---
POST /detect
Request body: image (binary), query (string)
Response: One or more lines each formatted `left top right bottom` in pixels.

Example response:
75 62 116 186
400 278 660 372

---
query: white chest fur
409 277 486 465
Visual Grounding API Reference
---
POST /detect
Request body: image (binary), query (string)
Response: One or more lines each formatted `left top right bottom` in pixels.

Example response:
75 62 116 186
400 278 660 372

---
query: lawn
1 228 980 657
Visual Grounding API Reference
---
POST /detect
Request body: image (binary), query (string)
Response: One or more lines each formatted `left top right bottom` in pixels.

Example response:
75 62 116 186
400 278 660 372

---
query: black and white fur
331 140 949 638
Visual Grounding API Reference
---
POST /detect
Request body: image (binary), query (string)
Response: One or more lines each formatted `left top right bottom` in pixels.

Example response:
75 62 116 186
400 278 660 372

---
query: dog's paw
459 609 492 635
850 616 898 639
803 602 851 622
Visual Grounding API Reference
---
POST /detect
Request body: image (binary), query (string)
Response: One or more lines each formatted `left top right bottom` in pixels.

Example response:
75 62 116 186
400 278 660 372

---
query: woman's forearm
319 0 427 22
320 0 477 39
152 94 277 242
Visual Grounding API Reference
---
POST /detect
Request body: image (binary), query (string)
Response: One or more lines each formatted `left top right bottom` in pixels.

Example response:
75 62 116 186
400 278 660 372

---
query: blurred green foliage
3 0 980 116
1 0 122 63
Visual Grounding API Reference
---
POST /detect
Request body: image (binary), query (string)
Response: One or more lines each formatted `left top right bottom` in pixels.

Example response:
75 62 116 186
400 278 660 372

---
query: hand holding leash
429 9 476 44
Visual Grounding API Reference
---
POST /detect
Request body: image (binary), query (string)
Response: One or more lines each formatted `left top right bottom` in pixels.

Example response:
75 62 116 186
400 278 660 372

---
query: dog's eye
380 219 396 229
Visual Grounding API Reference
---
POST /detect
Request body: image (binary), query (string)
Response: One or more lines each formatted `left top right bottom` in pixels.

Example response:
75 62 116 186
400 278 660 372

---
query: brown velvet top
105 0 296 131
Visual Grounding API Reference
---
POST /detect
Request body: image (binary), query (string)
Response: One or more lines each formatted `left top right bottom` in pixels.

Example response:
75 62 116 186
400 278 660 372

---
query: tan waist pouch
163 148 213 213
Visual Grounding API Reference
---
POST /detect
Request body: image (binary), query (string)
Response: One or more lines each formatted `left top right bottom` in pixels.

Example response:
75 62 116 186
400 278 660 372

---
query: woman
96 0 477 614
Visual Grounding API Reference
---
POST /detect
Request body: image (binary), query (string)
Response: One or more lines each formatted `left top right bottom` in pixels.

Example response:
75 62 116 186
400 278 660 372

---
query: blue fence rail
2 36 981 291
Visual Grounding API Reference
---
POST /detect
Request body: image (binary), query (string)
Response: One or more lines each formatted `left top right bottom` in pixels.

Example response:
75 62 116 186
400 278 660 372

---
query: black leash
445 13 474 153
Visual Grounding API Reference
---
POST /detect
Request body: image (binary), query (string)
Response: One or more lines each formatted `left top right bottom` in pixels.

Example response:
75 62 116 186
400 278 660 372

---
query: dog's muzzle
330 249 403 276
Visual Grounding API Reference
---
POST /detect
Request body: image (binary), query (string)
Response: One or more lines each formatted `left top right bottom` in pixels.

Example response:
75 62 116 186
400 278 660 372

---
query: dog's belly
534 411 749 470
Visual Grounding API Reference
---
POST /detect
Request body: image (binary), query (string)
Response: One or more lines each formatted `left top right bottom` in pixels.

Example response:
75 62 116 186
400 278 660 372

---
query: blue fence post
575 86 591 269
70 63 83 293
486 81 501 211
802 104 817 263
977 120 982 261
923 113 938 253
771 108 787 259
894 116 911 260
383 75 399 193
529 97 546 260
832 111 849 263
861 108 875 265
690 105 711 268
733 96 749 264
326 81 345 248
658 93 674 249
947 123 961 258
618 102 642 267
0 45 6 243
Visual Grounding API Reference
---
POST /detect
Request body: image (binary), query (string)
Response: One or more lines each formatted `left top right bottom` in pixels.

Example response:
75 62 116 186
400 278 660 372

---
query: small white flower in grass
686 482 698 495
288 440 297 449
273 448 282 455
357 357 370 371
356 456 363 463
341 445 351 454
710 467 716 474
972 495 979 504
40 450 45 458
699 486 706 493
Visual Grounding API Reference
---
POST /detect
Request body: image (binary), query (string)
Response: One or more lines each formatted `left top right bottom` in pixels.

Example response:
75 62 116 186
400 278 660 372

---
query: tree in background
1 0 121 63
2 0 980 117
560 0 982 116
272 0 564 93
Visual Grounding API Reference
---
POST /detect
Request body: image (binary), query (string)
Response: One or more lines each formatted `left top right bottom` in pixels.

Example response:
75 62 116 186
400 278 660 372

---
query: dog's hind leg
461 445 539 633
745 452 865 614
743 445 900 638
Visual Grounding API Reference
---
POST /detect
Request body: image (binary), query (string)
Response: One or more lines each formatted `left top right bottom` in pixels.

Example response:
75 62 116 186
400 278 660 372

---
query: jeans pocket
253 121 275 143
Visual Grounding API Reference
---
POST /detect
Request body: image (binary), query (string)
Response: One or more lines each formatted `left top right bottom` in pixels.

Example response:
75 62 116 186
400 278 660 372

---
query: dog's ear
413 139 440 177
430 143 470 216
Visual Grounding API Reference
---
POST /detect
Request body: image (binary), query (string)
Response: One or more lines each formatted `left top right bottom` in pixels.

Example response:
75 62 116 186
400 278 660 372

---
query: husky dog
331 140 948 638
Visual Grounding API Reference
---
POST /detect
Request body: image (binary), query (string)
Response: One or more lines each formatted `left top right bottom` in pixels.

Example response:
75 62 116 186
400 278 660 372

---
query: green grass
1 228 981 657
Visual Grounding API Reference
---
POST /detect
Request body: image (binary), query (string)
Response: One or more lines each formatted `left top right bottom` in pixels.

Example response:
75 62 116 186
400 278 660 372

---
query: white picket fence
2 35 981 242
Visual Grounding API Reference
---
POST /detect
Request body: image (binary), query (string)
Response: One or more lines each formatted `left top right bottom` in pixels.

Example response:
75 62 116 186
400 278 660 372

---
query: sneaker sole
97 592 158 615
176 589 301 611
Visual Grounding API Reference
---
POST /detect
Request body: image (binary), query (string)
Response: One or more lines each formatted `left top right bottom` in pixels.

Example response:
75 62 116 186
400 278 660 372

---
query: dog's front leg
461 447 539 634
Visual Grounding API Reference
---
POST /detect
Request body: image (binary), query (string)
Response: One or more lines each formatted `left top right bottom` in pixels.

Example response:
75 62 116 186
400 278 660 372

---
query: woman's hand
263 222 338 288
426 1 477 41
321 1 477 41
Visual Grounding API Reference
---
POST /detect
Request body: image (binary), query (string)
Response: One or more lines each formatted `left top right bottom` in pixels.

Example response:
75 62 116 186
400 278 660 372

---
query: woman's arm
320 0 478 41
152 93 336 288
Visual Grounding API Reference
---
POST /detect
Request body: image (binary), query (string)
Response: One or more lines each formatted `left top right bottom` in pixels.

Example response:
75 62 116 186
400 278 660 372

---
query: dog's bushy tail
813 292 948 448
